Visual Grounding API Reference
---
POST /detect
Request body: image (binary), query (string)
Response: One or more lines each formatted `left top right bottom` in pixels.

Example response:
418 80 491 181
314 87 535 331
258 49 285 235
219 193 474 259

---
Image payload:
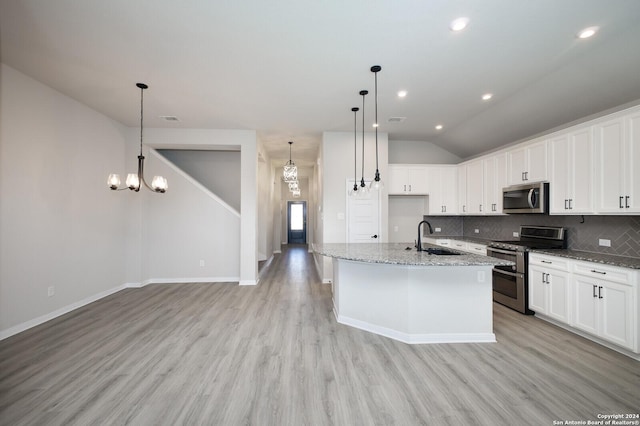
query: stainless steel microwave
502 182 549 214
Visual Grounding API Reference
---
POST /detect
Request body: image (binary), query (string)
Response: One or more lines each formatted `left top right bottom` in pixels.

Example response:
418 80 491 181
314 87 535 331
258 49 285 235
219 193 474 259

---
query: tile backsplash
423 214 640 258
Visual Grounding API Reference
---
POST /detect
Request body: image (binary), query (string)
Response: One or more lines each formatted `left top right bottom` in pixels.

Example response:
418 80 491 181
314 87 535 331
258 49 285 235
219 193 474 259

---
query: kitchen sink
420 248 461 255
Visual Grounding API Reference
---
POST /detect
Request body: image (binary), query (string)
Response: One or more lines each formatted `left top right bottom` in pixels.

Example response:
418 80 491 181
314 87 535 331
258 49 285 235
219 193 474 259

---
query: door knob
371 234 378 239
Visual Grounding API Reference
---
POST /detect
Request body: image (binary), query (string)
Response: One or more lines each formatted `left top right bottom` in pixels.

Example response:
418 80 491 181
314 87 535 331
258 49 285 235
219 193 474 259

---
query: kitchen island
313 243 514 344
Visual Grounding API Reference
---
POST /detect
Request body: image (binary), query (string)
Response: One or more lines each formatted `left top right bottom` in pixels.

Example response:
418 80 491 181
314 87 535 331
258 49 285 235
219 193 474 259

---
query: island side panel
333 259 495 344
407 265 495 342
335 260 410 338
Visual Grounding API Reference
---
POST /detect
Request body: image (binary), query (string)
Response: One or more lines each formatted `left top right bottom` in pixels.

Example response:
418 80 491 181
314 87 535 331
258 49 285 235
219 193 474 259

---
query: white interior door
347 181 381 243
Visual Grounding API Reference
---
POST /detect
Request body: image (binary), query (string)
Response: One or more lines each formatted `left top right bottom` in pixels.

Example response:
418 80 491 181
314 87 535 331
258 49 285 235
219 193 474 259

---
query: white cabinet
528 254 638 354
388 165 428 195
507 139 548 185
483 153 507 215
448 240 487 255
549 128 594 214
426 166 457 215
458 160 484 215
572 263 636 351
529 254 571 323
594 110 640 213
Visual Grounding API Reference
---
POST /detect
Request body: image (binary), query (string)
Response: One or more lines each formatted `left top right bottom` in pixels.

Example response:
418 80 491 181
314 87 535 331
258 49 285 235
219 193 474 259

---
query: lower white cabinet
528 254 638 354
529 254 571 323
573 263 635 351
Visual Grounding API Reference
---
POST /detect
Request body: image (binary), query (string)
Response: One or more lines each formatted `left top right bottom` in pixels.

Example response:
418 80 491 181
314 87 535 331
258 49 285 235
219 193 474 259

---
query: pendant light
359 90 369 195
108 83 167 193
369 65 384 191
349 106 360 196
283 141 298 183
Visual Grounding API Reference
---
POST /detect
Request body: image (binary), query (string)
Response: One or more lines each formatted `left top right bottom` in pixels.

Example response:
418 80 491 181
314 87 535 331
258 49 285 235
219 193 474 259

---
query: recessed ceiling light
435 124 444 130
482 93 493 101
450 17 470 32
577 26 599 39
159 115 180 122
397 90 408 98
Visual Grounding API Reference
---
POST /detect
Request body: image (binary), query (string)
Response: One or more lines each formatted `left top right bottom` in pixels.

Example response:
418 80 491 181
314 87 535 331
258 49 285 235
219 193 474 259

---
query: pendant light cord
360 90 368 188
374 70 379 173
352 107 359 191
139 84 144 157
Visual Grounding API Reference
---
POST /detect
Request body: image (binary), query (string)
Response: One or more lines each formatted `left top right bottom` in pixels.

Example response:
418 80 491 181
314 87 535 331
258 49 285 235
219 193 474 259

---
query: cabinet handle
569 199 573 209
522 172 525 181
619 196 624 209
525 171 529 181
598 286 603 299
403 185 406 192
463 205 466 213
443 205 446 213
625 196 630 208
541 260 552 264
564 199 568 209
590 269 606 275
409 184 412 192
592 284 597 298
479 204 483 212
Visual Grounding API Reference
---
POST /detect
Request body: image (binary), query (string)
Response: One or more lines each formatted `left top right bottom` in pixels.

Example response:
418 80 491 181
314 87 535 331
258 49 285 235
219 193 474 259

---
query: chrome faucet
416 220 434 251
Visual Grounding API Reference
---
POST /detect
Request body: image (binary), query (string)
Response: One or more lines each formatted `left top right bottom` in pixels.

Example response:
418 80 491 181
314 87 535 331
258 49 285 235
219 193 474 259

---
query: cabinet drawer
573 261 634 285
529 254 570 271
466 243 487 255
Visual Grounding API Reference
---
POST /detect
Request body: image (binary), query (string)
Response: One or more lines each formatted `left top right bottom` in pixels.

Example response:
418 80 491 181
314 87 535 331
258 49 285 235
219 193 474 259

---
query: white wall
141 128 258 285
0 64 129 336
388 196 427 243
257 142 274 262
389 140 461 164
140 149 241 283
157 150 242 211
318 131 389 281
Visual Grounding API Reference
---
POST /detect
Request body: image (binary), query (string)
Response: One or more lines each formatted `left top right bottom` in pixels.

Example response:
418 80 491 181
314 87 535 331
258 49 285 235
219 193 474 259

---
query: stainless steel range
486 225 566 314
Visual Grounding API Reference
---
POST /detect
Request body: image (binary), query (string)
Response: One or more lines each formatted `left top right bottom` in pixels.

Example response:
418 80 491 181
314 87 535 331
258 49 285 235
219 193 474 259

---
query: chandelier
107 83 168 193
283 141 300 197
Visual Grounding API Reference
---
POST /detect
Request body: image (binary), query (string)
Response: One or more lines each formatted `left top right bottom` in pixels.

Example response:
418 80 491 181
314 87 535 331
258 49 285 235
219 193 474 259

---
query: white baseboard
0 284 126 341
337 314 496 344
239 279 259 286
141 277 240 286
0 277 245 341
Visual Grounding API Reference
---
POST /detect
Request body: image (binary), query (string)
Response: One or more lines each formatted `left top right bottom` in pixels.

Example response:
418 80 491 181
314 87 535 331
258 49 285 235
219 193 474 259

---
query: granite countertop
423 235 493 245
532 249 640 270
313 243 514 267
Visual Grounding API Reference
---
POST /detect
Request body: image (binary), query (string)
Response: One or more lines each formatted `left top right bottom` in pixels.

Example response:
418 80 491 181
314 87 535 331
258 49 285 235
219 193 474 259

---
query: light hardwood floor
1 244 638 425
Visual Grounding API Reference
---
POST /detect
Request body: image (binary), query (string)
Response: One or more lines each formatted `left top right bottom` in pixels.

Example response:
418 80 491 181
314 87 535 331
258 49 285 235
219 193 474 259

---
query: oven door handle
487 247 519 256
492 268 523 278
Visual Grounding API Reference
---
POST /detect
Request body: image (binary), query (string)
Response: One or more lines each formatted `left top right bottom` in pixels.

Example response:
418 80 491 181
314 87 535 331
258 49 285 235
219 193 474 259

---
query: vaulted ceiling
2 0 640 166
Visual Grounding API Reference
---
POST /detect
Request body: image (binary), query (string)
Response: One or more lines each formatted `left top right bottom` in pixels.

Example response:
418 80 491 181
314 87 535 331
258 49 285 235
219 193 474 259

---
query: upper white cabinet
483 153 507 215
466 160 485 214
549 128 594 214
426 166 458 215
387 165 428 195
594 110 640 213
507 139 548 185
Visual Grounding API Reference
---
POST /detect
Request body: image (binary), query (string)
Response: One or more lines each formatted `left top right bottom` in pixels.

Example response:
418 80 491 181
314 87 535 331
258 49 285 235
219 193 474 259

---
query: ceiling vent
388 116 407 123
159 115 180 122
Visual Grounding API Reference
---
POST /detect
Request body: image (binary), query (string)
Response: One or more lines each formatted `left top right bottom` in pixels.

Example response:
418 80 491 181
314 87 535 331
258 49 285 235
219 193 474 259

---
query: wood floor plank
1 244 638 425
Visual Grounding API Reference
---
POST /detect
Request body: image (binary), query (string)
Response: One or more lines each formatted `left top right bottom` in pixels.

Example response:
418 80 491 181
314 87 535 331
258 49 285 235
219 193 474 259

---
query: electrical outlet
47 286 55 297
513 232 519 237
474 229 479 234
435 227 441 232
599 239 611 247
